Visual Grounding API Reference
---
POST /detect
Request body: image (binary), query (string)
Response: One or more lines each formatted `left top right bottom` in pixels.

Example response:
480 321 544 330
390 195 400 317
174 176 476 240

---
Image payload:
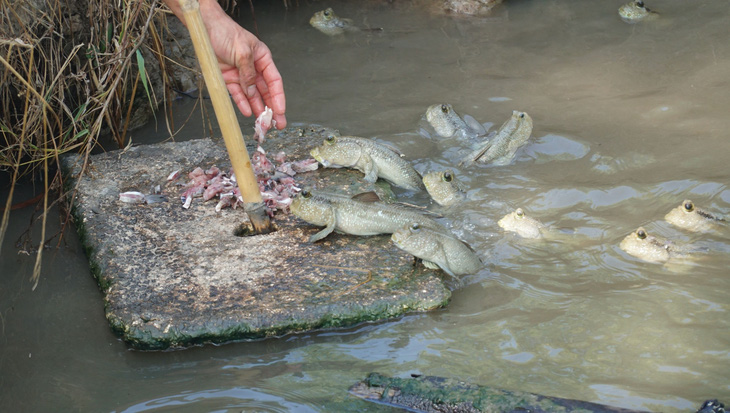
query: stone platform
62 125 451 350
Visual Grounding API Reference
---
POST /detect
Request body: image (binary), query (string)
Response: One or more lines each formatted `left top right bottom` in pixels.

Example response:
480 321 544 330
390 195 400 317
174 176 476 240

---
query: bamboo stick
178 0 272 233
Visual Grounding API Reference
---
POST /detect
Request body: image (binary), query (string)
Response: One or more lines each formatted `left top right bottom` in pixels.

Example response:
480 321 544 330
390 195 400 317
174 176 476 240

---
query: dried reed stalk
0 0 175 288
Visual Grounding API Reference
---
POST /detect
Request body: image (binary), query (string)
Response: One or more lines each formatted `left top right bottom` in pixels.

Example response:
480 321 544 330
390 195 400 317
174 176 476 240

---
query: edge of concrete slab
62 126 452 350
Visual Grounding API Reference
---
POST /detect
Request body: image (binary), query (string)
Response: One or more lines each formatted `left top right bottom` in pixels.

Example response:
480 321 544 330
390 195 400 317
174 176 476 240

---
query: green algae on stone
350 373 650 413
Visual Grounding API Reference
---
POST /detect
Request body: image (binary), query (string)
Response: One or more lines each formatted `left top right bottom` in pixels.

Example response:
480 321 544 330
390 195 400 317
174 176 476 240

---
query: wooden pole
178 0 272 233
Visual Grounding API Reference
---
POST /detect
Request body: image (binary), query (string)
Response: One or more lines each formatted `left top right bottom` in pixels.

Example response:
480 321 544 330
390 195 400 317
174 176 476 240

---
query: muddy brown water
2 1 729 411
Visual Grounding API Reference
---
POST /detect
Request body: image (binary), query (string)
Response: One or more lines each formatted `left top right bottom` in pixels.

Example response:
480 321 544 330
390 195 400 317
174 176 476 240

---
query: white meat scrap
178 147 317 215
253 106 275 144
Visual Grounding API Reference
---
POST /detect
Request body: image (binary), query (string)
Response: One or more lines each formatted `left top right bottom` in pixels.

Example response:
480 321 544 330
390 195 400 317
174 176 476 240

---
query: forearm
161 0 229 29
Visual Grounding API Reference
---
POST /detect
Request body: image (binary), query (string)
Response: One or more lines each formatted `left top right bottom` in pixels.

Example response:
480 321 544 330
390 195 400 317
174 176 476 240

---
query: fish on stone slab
391 222 482 277
310 135 424 191
290 189 443 242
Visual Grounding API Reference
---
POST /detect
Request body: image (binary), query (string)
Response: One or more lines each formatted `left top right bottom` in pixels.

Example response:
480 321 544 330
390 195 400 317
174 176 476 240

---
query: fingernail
245 85 257 98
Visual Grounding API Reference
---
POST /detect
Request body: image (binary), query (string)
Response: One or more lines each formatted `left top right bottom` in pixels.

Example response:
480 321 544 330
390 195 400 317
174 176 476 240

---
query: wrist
163 0 231 30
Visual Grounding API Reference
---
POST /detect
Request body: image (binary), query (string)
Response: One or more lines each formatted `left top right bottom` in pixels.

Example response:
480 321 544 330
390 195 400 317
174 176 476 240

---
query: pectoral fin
460 141 492 167
360 153 378 183
422 260 440 270
309 206 337 242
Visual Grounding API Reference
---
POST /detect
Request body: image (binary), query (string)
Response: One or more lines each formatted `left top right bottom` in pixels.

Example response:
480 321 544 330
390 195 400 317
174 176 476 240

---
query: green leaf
72 129 90 142
135 49 156 122
73 102 88 121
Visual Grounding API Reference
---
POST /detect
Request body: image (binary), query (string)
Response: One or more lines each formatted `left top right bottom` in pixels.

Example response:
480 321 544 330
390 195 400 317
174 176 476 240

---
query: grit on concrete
62 125 451 350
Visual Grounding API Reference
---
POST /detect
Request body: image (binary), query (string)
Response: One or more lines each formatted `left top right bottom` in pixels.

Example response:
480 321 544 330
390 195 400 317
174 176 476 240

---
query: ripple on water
588 384 696 412
532 185 644 210
522 133 591 164
650 179 728 199
116 388 318 413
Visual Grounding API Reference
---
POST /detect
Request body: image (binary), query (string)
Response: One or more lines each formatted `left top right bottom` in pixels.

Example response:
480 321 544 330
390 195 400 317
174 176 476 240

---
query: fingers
226 73 287 128
222 70 252 117
242 69 266 119
249 42 287 129
255 74 287 129
223 29 287 128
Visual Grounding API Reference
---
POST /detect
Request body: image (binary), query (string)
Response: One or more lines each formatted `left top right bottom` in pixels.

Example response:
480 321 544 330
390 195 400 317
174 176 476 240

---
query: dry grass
0 0 178 288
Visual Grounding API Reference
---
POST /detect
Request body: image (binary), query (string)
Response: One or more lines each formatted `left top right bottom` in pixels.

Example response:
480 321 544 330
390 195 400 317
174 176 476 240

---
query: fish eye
301 190 312 198
515 208 524 218
410 223 421 232
440 104 449 113
637 228 647 239
325 135 337 144
442 172 452 182
683 200 694 212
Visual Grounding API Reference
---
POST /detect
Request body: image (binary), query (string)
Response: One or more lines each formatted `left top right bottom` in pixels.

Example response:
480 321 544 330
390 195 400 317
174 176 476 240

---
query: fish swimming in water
422 170 466 207
309 8 357 36
665 199 725 233
461 110 533 167
498 207 546 239
424 103 487 140
618 1 659 23
619 226 688 264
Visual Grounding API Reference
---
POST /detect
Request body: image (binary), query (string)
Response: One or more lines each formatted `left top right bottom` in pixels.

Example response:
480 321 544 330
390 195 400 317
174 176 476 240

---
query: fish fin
309 206 337 242
358 152 378 183
463 114 487 135
459 238 479 255
309 227 334 243
363 165 378 183
351 191 381 203
391 202 444 218
377 141 404 157
336 18 354 29
423 259 455 277
422 260 440 270
460 141 492 167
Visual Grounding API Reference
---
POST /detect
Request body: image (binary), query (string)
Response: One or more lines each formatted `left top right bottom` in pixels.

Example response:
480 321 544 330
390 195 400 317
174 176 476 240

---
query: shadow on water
2 0 730 411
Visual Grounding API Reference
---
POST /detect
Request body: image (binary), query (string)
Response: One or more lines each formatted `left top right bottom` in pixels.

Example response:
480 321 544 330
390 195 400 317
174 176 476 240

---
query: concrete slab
63 125 451 350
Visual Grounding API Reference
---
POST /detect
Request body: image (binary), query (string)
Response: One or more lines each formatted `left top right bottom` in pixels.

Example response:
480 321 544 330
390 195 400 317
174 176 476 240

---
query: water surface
2 0 729 411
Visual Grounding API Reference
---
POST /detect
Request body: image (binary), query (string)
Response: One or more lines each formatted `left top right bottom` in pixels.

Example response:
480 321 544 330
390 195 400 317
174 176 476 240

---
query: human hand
207 14 287 129
164 0 287 128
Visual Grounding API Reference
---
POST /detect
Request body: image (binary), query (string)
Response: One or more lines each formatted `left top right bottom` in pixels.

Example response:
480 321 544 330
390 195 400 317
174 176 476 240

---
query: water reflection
117 388 318 413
